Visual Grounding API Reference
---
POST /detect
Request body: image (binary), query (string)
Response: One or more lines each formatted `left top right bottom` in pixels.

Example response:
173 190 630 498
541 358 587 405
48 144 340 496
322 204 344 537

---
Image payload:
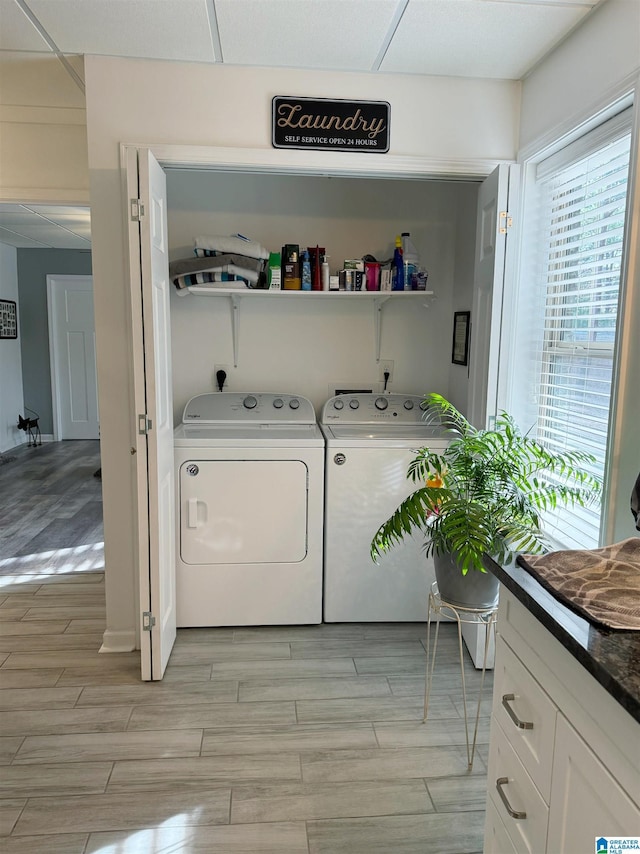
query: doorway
47 274 99 441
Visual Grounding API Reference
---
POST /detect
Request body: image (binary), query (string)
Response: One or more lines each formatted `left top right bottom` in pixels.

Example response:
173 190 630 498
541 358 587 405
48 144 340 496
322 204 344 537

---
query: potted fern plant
370 393 602 609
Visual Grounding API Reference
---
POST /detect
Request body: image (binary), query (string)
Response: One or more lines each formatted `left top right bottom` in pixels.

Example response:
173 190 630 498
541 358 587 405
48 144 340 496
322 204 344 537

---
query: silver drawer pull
502 693 534 730
496 776 527 820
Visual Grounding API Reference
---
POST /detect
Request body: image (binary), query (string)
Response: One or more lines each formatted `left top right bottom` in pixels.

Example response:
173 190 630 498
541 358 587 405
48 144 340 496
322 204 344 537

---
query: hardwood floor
0 441 491 853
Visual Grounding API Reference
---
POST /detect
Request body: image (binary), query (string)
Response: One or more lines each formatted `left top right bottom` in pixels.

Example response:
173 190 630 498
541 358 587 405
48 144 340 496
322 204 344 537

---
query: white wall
167 170 478 419
0 54 88 203
0 243 24 452
520 0 640 153
519 0 640 544
84 55 519 647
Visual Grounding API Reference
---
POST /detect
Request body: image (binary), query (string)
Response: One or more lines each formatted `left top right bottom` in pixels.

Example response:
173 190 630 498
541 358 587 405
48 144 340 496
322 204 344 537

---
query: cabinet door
547 714 640 854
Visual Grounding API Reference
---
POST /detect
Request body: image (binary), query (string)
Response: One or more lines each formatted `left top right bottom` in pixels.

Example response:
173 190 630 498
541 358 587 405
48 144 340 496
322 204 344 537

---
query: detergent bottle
391 235 404 291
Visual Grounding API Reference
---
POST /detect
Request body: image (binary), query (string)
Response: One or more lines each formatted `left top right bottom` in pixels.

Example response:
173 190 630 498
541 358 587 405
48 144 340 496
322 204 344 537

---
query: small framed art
0 299 17 339
452 310 470 366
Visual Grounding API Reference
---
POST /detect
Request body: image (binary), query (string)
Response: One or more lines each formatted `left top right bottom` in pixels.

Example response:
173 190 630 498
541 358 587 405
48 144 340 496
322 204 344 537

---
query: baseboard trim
100 628 137 653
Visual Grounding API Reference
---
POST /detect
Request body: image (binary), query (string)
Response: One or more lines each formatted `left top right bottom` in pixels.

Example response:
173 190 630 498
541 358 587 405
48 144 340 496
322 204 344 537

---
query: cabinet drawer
484 793 519 854
493 635 557 801
487 717 549 854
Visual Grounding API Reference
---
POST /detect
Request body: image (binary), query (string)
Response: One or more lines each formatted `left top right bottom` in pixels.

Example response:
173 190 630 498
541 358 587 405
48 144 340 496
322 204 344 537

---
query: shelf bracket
230 294 241 367
373 296 391 362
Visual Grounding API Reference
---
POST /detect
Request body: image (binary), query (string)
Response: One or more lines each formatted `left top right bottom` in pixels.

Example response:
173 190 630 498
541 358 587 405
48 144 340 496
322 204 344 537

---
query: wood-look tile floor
0 441 491 853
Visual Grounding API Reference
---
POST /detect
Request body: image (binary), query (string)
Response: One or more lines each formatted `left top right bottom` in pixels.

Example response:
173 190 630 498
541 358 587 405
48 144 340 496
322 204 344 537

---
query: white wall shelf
176 287 435 366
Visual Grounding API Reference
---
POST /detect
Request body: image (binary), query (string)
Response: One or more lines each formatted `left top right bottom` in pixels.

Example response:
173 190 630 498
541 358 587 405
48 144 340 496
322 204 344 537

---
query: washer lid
323 424 447 440
174 421 323 447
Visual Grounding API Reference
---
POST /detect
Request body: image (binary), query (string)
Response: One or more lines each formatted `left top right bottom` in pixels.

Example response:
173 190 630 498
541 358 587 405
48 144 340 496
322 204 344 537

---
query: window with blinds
530 112 632 549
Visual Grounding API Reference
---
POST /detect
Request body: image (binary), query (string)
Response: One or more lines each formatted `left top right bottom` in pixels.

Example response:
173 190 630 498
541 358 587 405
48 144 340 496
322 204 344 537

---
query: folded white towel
194 234 270 261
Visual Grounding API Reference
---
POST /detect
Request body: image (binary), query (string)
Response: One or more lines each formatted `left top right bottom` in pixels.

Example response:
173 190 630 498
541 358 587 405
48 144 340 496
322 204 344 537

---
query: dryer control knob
404 400 414 410
349 399 360 409
273 398 284 409
333 399 344 410
243 395 258 409
289 398 300 409
374 397 389 411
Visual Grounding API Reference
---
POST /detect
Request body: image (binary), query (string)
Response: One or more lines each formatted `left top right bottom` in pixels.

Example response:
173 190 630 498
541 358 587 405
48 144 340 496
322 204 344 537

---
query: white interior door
136 149 176 680
47 275 99 440
467 164 518 428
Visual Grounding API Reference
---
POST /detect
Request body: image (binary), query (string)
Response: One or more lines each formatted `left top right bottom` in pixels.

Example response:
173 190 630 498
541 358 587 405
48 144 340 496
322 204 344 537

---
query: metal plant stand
423 581 498 770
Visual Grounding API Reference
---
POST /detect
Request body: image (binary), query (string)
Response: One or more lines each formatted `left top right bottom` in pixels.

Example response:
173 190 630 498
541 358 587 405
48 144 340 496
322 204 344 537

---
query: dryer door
180 460 308 565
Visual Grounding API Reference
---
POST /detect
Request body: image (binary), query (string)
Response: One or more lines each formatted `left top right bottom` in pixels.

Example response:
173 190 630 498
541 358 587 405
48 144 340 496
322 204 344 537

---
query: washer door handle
187 498 199 528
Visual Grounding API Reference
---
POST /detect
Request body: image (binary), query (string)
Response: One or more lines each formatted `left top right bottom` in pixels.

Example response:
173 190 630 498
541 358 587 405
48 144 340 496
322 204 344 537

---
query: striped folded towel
194 234 270 261
173 271 251 290
169 255 263 289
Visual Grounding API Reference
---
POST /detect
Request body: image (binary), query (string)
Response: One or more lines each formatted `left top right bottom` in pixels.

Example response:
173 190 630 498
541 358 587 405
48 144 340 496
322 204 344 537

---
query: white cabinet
547 715 639 854
484 589 640 854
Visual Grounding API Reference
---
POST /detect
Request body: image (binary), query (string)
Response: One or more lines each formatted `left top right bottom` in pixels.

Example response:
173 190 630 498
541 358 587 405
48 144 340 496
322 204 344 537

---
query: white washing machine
174 392 324 627
320 392 450 622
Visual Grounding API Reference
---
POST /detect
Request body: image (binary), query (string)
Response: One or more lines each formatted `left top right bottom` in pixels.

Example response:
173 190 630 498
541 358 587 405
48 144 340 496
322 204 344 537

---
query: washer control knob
243 395 258 409
349 399 360 410
404 400 414 410
289 398 300 409
375 396 389 411
333 399 344 410
273 398 284 409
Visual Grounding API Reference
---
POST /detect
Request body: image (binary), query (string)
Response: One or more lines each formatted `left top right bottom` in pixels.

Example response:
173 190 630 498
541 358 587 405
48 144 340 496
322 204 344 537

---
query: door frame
46 273 97 441
122 142 513 679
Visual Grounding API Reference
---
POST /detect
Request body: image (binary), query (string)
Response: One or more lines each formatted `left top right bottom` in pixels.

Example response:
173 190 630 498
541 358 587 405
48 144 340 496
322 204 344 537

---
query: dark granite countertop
484 555 640 725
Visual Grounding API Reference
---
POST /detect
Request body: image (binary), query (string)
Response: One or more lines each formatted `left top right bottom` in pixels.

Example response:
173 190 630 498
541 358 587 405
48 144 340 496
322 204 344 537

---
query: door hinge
499 211 513 234
130 198 145 221
142 611 156 631
138 414 153 435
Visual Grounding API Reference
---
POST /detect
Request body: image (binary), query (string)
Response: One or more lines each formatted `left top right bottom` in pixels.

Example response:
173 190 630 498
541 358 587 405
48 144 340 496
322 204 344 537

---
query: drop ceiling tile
25 205 90 217
27 0 217 63
216 0 399 71
382 0 593 79
0 0 53 52
0 217 76 243
46 233 91 249
0 204 30 214
0 227 49 248
0 211 44 228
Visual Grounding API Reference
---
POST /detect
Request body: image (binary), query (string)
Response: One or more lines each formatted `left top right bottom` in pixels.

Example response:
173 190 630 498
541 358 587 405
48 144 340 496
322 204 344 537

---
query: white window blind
532 116 632 549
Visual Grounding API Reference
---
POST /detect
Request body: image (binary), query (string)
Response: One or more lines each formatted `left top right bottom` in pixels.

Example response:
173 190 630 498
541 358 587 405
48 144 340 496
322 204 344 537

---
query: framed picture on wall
452 310 470 366
0 299 17 339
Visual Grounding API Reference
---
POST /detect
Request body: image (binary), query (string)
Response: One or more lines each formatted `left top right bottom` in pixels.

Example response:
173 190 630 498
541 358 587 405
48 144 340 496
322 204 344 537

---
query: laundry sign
272 96 390 153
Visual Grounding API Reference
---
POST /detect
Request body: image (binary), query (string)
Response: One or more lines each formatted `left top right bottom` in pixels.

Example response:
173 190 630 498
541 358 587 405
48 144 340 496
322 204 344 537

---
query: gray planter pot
433 551 500 609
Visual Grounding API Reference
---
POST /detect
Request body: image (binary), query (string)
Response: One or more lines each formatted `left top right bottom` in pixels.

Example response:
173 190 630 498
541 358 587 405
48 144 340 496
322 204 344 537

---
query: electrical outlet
214 365 229 391
379 360 394 387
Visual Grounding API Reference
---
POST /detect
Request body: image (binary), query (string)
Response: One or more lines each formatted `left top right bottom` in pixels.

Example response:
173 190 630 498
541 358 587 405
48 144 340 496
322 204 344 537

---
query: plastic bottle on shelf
391 236 404 291
321 255 330 291
401 232 419 290
301 249 312 290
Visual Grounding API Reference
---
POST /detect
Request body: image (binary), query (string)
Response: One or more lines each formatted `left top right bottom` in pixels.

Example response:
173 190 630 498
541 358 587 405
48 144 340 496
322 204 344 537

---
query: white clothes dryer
174 392 324 627
320 392 449 622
